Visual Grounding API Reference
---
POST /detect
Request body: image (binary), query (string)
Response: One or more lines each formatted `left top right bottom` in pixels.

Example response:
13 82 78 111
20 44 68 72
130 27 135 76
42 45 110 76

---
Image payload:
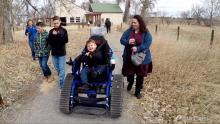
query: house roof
90 3 123 13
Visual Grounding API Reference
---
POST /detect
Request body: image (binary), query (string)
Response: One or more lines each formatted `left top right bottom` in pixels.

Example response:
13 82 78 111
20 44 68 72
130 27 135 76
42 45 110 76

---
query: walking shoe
135 93 142 99
41 76 48 82
47 75 55 83
127 83 133 91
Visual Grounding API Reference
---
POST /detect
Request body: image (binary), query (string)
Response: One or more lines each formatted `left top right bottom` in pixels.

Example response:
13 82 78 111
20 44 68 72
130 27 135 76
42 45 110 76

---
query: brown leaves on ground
133 24 220 124
0 40 39 108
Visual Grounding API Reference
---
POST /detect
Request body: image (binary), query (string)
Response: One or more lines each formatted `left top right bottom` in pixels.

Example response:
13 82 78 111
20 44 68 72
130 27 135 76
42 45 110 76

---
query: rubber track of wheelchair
110 74 123 118
59 73 73 114
59 73 123 117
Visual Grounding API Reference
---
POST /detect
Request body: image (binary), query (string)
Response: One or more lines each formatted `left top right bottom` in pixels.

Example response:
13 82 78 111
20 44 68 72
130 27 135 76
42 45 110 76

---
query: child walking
34 22 53 82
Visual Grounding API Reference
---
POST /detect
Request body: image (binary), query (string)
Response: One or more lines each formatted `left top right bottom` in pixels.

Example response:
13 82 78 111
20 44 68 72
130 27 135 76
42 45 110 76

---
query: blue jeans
28 41 35 59
80 65 107 84
52 56 66 88
38 56 51 77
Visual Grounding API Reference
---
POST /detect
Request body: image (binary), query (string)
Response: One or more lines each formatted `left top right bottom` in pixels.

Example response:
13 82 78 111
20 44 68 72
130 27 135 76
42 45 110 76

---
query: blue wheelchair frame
69 66 112 110
69 49 114 110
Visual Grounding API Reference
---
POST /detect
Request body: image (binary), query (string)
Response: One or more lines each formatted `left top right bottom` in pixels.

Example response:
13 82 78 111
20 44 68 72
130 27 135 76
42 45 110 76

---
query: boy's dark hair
36 22 45 27
86 39 96 46
26 19 33 26
53 16 61 21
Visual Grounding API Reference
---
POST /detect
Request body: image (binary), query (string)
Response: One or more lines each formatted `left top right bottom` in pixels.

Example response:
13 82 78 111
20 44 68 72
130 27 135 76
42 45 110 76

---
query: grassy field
132 24 220 123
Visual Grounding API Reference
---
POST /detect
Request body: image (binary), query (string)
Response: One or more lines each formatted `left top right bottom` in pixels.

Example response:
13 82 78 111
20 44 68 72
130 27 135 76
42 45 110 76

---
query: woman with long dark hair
120 15 153 99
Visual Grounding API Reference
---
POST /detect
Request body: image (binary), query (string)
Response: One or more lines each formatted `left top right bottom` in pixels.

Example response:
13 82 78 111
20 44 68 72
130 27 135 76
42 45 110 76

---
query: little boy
80 39 107 85
34 22 52 82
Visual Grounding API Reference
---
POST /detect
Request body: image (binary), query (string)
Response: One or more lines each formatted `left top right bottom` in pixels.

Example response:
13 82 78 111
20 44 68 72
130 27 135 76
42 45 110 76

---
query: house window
70 17 75 23
76 17 80 23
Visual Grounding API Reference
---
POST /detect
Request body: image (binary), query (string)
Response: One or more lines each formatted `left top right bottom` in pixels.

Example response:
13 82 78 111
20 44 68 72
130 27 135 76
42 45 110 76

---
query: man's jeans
38 56 51 77
28 41 35 59
52 56 66 88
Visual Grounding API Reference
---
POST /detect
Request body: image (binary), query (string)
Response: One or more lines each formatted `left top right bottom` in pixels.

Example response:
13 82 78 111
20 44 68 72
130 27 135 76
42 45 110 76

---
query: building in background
54 0 87 25
88 3 123 25
53 1 123 26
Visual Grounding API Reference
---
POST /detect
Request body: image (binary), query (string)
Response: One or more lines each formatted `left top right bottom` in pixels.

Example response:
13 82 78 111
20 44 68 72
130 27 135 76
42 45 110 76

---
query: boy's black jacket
47 26 68 56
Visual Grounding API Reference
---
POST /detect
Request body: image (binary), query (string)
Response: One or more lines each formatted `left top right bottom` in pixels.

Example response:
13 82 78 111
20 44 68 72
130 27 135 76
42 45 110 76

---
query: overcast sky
75 0 203 16
154 0 202 16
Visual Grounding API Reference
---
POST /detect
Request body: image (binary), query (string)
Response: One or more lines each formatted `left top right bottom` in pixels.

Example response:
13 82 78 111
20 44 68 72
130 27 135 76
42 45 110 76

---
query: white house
89 3 123 25
54 1 87 25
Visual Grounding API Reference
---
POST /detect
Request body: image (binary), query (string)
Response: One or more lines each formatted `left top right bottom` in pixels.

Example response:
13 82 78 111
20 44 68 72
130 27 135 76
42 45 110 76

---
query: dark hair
36 22 45 27
86 39 96 46
53 16 60 21
132 15 149 33
27 19 33 26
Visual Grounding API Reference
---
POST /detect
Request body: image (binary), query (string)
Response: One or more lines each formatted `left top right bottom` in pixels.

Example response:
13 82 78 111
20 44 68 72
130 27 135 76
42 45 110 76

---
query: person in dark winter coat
120 15 153 99
47 16 68 89
105 18 111 33
25 19 37 60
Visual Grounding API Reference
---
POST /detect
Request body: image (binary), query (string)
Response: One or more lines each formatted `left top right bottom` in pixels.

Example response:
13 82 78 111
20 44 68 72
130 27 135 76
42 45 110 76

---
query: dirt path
1 30 139 124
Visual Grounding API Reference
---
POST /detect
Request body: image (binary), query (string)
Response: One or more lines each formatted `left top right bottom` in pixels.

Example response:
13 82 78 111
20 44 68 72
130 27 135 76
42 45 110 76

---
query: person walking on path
25 19 37 60
47 16 68 89
120 15 153 99
34 22 53 82
105 18 111 33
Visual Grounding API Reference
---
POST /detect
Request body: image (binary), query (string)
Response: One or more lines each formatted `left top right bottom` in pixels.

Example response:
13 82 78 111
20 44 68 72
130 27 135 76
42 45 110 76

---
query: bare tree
191 5 205 25
81 2 90 10
180 11 192 25
117 0 126 5
140 0 156 20
202 0 220 27
157 11 167 25
123 0 131 22
132 0 141 15
0 0 13 44
89 0 94 3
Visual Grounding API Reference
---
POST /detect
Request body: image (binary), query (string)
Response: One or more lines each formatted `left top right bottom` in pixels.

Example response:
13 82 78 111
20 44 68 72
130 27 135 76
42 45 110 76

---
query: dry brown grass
0 39 39 107
134 24 220 123
0 26 89 109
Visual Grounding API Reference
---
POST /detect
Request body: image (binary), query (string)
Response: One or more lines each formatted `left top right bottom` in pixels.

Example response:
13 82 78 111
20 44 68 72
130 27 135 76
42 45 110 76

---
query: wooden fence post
155 24 158 34
177 26 180 41
0 94 3 106
210 30 214 47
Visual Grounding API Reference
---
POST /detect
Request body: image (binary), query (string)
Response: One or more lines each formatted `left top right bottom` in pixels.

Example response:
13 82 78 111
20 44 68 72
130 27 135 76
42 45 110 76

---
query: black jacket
47 26 68 56
105 20 111 27
74 36 111 67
